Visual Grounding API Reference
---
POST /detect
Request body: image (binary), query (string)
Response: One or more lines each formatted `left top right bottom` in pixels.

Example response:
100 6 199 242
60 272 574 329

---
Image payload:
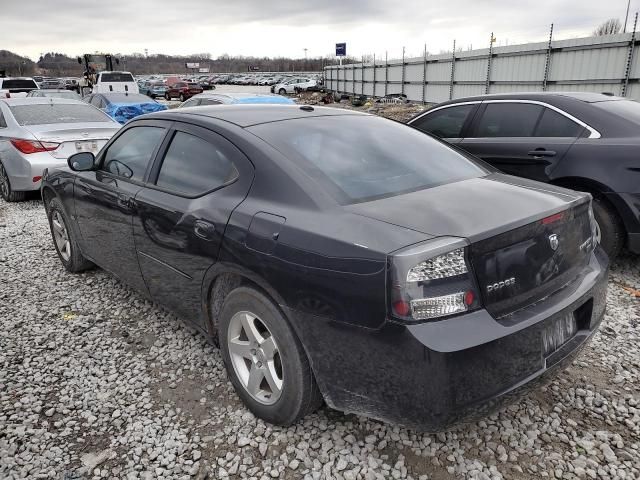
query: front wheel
164 93 171 101
592 197 624 260
278 88 286 95
179 93 186 102
0 161 26 202
47 197 93 272
218 287 323 425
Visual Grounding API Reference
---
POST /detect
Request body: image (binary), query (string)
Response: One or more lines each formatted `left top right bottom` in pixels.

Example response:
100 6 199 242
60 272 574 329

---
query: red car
164 82 203 101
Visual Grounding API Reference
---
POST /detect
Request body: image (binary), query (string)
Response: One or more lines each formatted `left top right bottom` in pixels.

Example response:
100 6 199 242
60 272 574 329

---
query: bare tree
593 18 622 36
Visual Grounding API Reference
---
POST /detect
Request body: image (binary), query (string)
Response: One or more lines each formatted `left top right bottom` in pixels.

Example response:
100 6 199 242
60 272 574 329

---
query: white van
91 71 137 94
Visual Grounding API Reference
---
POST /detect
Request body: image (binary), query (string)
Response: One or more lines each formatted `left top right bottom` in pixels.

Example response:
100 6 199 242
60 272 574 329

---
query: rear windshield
249 115 487 203
187 83 200 87
2 79 38 89
104 93 150 103
9 104 111 126
593 99 640 124
100 73 135 82
38 91 81 99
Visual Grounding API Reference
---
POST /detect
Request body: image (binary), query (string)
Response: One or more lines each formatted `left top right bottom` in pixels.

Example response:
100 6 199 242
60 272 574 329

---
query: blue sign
335 43 346 57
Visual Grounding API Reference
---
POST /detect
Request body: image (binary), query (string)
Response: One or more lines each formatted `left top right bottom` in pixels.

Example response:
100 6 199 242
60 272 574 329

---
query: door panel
74 171 148 293
461 103 580 182
133 124 254 326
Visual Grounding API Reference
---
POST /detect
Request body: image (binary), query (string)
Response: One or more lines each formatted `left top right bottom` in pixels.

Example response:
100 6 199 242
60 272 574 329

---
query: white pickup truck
90 71 137 94
0 77 39 98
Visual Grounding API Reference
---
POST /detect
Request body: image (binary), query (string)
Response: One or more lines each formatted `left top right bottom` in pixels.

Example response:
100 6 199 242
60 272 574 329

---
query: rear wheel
0 161 26 202
164 93 171 101
47 197 93 272
218 287 323 425
278 88 286 95
592 196 624 259
179 93 186 102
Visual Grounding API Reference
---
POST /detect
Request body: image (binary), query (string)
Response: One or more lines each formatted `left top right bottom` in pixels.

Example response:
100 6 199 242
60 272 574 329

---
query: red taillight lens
392 300 411 317
32 176 42 183
542 212 564 225
10 139 60 154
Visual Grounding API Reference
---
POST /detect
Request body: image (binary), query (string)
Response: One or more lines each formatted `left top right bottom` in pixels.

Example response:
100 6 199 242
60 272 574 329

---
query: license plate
75 141 98 153
542 313 577 356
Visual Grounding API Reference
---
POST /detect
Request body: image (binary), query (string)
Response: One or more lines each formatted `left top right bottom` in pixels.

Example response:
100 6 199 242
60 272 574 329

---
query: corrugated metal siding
325 33 640 102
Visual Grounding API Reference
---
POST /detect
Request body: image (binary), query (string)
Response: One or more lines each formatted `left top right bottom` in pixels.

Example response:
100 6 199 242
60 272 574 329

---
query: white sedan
272 77 317 95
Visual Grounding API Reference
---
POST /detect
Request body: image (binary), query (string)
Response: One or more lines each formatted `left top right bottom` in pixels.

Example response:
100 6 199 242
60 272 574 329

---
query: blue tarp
104 101 167 124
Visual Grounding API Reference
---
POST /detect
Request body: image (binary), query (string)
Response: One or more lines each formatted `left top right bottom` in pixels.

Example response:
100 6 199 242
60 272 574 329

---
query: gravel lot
1 196 639 480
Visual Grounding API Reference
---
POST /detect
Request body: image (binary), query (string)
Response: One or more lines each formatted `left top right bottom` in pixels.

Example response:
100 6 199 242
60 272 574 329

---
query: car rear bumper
286 247 609 431
2 151 67 192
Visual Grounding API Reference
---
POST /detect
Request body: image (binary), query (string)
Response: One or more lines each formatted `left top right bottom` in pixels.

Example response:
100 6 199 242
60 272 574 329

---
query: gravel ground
1 197 639 480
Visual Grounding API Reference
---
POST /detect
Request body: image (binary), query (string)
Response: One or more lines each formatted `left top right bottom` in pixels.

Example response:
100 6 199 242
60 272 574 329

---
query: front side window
412 104 476 138
534 108 585 137
250 115 487 204
474 103 543 137
102 126 166 182
155 131 239 196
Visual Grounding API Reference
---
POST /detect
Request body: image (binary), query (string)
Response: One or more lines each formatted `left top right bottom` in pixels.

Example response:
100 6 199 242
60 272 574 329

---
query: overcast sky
2 0 638 61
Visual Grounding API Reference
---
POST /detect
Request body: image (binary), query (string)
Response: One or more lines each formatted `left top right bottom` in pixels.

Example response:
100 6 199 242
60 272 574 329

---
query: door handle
194 220 216 240
527 149 556 157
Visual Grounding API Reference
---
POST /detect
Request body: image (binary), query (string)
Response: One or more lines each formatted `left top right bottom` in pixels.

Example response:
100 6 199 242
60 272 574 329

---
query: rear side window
250 115 487 204
534 108 585 137
155 131 239 196
1 79 38 89
100 73 135 82
9 104 111 125
474 103 543 137
0 109 6 128
412 104 476 138
103 126 166 182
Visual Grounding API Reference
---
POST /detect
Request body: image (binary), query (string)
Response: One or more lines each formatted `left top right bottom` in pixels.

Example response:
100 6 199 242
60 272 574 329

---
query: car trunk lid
347 174 594 318
24 123 119 159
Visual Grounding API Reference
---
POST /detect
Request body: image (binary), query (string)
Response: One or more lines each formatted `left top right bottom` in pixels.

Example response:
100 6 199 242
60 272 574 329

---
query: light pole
624 0 631 32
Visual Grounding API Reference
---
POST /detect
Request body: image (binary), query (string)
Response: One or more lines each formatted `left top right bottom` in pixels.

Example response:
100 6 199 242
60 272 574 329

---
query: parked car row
37 103 608 432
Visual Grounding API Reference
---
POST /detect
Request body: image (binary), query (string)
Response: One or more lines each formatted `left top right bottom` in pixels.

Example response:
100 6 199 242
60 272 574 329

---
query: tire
592 196 624 260
179 93 186 102
278 88 286 95
0 161 26 202
47 197 93 273
218 287 323 425
164 93 171 101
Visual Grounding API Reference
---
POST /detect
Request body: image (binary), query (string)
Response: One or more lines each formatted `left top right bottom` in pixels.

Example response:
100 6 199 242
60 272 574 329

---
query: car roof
437 91 625 106
150 104 367 127
36 89 74 92
0 97 87 106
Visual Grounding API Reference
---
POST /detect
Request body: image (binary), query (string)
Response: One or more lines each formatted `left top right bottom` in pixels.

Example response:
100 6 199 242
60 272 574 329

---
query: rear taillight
10 138 60 154
388 237 480 322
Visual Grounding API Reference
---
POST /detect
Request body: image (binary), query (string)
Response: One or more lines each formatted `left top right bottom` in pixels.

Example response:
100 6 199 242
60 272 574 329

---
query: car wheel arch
202 264 289 340
42 186 58 213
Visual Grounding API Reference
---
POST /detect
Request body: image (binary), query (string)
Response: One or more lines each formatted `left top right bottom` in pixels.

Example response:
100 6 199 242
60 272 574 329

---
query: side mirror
68 152 96 171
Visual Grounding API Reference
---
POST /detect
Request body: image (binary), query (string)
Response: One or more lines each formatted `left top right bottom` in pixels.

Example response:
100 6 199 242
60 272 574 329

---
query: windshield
249 115 487 204
593 99 640 124
100 72 135 82
9 104 111 126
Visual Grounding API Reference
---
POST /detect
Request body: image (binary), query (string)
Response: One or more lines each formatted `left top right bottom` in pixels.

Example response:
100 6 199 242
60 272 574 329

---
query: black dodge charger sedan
41 105 608 430
408 92 640 259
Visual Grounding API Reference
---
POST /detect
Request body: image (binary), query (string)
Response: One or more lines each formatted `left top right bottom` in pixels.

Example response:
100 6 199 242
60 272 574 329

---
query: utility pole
624 0 631 32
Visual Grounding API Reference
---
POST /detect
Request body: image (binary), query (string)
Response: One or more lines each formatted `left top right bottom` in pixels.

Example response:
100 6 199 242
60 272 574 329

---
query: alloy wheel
0 163 9 199
51 210 71 261
227 311 283 405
